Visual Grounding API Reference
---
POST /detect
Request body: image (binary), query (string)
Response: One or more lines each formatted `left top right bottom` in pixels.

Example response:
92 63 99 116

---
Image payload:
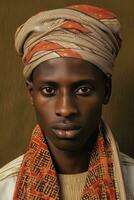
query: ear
103 78 112 104
25 80 34 105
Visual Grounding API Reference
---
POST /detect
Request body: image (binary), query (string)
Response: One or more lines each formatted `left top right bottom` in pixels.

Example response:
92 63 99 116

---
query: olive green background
0 0 134 167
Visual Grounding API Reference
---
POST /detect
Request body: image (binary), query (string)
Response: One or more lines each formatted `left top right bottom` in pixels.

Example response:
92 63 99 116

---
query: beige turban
15 4 122 80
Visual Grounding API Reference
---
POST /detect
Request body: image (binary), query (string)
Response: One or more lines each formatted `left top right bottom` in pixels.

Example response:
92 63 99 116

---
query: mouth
52 125 81 139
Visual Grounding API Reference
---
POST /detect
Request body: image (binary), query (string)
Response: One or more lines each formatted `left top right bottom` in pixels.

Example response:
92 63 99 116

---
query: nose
55 93 78 118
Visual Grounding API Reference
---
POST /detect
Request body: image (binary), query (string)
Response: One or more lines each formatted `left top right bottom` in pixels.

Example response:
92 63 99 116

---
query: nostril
55 102 78 117
55 107 78 117
55 94 78 117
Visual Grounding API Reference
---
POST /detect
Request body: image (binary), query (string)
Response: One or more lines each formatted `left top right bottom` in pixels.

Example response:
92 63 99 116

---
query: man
0 4 134 200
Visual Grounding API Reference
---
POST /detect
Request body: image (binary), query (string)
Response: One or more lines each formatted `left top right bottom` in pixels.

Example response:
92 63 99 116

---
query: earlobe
25 80 34 105
103 78 112 104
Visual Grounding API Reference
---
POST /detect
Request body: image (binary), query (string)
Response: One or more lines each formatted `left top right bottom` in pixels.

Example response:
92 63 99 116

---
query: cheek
79 96 103 121
33 95 54 125
81 94 103 109
35 108 53 133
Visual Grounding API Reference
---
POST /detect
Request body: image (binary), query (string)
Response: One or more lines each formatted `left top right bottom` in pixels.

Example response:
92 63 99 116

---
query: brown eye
75 86 92 96
42 87 56 96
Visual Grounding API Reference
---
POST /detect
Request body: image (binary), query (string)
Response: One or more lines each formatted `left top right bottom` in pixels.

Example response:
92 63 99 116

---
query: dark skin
26 57 111 174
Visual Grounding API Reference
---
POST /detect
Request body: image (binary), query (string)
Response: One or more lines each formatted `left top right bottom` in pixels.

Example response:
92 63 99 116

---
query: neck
54 148 90 174
46 133 98 174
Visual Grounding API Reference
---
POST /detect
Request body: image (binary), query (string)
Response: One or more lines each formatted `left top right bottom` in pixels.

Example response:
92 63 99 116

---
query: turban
15 4 122 80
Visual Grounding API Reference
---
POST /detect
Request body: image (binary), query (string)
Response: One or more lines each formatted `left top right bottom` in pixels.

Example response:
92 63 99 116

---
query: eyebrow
71 79 96 88
38 81 58 87
38 79 96 87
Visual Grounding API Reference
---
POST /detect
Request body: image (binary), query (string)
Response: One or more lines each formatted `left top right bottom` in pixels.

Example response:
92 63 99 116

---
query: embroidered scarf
13 122 126 199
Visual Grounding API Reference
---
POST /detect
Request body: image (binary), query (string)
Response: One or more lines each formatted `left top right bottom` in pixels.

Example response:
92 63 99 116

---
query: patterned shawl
13 121 127 199
15 4 122 80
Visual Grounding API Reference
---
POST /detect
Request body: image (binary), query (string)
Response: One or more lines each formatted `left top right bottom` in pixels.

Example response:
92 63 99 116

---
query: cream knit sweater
58 171 88 200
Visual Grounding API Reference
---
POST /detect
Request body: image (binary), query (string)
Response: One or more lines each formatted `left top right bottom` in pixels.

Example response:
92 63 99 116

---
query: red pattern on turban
15 4 122 79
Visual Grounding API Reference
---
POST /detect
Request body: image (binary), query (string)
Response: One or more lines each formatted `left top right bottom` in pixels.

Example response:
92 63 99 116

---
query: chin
54 139 85 152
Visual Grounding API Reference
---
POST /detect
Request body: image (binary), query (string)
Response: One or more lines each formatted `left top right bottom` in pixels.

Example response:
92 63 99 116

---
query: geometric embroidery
13 122 119 199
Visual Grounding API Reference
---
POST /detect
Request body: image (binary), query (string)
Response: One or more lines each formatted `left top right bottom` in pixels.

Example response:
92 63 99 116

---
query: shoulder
120 152 134 180
0 154 24 181
120 152 134 166
120 152 134 198
0 155 24 200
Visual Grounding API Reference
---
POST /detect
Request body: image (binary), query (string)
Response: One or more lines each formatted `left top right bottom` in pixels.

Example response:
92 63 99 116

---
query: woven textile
15 4 122 79
13 122 122 199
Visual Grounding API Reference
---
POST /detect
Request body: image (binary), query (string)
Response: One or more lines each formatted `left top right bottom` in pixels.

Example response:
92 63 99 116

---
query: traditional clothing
1 4 132 200
12 122 124 199
15 4 121 79
0 123 134 199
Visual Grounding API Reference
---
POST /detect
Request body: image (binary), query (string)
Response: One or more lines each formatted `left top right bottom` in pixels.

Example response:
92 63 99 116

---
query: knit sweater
0 153 134 199
58 171 88 200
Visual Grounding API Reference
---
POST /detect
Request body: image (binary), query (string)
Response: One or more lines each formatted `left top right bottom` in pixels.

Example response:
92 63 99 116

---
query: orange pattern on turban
13 5 127 200
15 5 122 79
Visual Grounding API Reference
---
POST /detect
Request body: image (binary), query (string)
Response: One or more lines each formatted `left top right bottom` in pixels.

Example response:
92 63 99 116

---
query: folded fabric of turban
15 4 122 80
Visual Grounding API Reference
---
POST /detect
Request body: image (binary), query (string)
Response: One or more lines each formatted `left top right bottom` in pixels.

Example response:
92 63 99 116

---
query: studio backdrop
0 0 134 167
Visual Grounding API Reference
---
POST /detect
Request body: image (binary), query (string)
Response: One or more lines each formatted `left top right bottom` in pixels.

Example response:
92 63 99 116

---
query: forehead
32 57 104 82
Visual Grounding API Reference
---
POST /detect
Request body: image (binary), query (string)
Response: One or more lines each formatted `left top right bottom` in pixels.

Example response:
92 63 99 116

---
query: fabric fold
15 4 122 80
13 121 126 199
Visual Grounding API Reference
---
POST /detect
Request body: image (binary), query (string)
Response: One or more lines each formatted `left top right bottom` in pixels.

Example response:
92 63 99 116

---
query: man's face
27 58 110 151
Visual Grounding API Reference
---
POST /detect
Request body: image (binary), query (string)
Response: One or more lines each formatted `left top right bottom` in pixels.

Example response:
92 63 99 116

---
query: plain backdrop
0 0 134 167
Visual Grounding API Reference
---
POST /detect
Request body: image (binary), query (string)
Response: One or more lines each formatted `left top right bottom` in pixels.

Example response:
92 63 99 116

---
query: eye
75 86 92 96
42 87 56 96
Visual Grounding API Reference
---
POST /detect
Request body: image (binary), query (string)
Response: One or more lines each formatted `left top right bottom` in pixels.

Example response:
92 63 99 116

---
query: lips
52 124 81 139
